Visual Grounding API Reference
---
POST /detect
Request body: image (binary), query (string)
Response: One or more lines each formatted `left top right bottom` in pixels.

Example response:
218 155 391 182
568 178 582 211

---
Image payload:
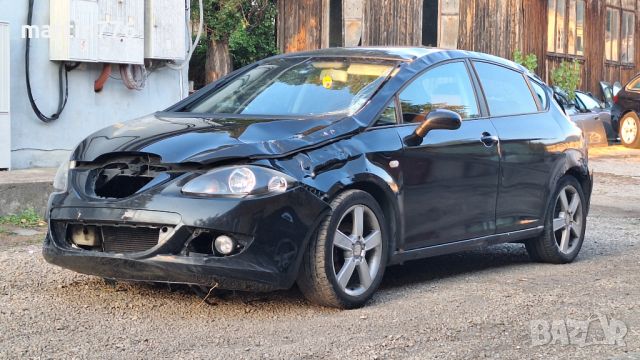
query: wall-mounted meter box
144 0 186 60
50 0 145 64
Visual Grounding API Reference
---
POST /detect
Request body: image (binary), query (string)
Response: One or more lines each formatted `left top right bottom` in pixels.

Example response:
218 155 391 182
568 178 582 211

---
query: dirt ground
1 146 639 359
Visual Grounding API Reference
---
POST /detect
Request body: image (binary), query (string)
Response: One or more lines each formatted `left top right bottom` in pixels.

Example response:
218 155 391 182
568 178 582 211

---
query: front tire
526 175 587 263
297 190 388 309
619 112 640 148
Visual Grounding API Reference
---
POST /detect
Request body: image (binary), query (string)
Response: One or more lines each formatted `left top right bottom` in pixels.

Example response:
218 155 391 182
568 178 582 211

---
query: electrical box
144 0 186 60
0 22 10 169
50 0 145 64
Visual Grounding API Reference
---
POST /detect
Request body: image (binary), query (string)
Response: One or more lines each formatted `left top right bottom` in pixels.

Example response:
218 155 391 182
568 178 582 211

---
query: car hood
71 112 362 164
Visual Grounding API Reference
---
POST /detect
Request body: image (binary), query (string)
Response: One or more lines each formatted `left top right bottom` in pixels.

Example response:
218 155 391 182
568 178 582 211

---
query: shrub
551 60 581 101
513 49 538 73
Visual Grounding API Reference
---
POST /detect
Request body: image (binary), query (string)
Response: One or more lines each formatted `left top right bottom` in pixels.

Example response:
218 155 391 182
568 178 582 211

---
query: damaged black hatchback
44 48 592 308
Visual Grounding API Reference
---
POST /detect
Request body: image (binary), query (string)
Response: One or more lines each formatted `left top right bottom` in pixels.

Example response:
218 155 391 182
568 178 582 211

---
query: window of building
398 62 479 121
329 0 343 47
547 0 585 56
422 0 438 46
606 0 636 64
473 62 539 117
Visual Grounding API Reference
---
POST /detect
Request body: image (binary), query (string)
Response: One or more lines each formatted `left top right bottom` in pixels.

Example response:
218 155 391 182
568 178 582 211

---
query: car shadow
379 243 532 291
59 241 611 309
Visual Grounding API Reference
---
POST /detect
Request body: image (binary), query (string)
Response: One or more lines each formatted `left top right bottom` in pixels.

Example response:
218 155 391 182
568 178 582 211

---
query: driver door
392 61 501 250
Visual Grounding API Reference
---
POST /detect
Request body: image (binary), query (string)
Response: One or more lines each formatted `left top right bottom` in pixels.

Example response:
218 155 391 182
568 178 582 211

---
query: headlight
53 160 75 192
181 166 295 197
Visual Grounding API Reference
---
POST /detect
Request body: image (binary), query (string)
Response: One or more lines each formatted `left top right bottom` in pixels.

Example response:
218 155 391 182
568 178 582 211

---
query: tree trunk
205 38 233 84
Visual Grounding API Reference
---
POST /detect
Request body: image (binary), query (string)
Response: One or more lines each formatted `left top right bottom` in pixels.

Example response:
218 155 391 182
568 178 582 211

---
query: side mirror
404 109 462 146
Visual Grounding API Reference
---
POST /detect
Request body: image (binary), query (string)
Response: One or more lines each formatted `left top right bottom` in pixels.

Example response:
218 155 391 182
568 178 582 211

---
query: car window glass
629 78 640 91
529 80 549 109
398 61 480 122
374 100 398 126
473 62 538 117
185 58 395 116
576 92 601 110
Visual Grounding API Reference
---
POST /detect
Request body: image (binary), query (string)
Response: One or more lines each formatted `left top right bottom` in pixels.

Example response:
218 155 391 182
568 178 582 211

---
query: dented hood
72 112 363 164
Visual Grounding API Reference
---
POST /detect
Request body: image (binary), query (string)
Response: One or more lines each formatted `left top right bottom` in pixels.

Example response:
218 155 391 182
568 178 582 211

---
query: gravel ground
1 146 640 359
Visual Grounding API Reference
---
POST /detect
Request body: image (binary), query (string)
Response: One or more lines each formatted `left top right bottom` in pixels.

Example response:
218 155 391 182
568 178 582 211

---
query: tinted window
474 62 538 117
374 100 398 126
399 61 480 122
529 80 549 109
576 92 601 110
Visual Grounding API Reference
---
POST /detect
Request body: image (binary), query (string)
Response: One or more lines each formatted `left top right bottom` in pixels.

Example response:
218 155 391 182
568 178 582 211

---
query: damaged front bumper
43 183 330 292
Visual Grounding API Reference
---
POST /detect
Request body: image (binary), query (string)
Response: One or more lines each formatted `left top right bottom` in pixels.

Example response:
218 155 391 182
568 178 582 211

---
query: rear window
627 77 640 91
184 57 395 116
473 61 538 117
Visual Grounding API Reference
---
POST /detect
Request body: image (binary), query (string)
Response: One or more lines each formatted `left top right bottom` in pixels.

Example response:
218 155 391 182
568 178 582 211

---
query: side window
576 92 601 110
374 100 398 126
473 62 538 117
398 61 480 122
529 80 549 110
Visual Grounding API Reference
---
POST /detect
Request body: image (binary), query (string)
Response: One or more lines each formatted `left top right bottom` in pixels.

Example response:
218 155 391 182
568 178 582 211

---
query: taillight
614 95 619 104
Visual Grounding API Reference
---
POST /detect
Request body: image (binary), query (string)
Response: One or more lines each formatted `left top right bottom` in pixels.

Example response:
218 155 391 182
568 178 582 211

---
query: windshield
184 57 396 116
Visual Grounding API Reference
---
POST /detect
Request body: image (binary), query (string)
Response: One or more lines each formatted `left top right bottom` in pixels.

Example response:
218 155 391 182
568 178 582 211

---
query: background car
612 75 640 148
43 48 592 308
554 88 614 147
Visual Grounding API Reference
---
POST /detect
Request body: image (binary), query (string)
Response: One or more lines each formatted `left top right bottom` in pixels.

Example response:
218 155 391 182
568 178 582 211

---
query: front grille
101 226 160 253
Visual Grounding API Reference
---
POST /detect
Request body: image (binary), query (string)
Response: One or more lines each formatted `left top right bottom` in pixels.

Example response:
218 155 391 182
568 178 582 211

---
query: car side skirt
389 226 544 265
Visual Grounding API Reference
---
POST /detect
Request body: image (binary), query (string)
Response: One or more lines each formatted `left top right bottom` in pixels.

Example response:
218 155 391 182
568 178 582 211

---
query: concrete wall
1 0 188 169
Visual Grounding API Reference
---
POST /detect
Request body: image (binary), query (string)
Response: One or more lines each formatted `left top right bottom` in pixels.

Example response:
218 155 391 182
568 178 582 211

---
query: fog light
214 235 236 255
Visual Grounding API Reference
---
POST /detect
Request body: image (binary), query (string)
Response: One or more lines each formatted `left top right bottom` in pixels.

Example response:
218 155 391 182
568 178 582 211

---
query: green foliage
551 60 581 101
513 49 538 73
0 209 45 228
190 0 277 86
228 2 278 69
197 0 245 41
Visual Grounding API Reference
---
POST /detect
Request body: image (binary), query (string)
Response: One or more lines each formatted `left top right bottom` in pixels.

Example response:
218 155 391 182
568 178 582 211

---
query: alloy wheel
331 205 383 296
552 185 583 254
621 116 638 144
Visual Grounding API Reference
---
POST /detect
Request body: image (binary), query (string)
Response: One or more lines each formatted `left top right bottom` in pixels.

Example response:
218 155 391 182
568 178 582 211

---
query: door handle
480 132 499 147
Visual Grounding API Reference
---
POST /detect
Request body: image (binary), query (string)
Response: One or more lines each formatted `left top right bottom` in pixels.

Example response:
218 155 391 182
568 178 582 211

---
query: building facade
277 0 640 98
0 0 189 170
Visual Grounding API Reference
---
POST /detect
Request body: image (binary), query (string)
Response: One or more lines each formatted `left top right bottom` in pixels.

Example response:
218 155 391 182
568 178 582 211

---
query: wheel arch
327 176 402 264
548 149 593 216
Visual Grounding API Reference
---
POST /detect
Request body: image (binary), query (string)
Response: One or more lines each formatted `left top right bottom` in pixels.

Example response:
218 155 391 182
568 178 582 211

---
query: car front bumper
43 186 330 291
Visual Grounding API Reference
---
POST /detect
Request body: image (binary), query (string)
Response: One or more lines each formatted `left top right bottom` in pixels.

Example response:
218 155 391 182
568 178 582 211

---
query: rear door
393 60 501 249
471 61 563 233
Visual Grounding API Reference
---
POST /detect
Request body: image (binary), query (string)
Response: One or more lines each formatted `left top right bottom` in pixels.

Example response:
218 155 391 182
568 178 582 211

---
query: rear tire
297 190 388 309
619 112 640 148
525 175 587 264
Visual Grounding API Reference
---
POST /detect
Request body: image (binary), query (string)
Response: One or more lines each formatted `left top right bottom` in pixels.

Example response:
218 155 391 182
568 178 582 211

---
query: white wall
0 0 189 169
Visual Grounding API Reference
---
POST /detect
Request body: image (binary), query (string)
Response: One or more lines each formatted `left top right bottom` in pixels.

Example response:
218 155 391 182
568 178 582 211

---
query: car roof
272 46 528 73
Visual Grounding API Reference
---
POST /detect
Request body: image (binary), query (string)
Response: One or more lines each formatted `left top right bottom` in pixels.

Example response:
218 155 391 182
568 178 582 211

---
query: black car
612 74 640 148
44 48 592 308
